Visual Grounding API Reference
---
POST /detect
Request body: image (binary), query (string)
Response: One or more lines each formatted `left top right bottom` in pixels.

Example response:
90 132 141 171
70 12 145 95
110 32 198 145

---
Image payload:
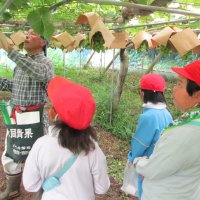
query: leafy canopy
0 0 200 39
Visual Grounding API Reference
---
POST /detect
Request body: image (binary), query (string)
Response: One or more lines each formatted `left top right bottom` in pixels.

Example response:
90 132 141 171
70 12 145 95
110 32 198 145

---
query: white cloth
142 102 167 109
23 126 110 200
135 122 200 200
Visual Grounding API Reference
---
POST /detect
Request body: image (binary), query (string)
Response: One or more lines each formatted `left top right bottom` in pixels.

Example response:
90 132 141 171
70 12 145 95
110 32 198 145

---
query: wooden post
103 51 120 74
112 48 129 113
145 52 163 74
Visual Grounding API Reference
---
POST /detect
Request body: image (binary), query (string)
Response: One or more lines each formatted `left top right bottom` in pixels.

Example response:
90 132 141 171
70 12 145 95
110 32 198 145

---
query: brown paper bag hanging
66 41 75 52
76 12 101 29
65 33 86 51
6 37 19 50
6 37 14 45
193 45 200 55
152 27 175 47
89 19 115 49
169 26 182 32
0 32 9 51
132 31 153 49
74 33 86 48
52 32 75 48
169 28 200 56
110 31 129 49
166 41 177 53
10 31 26 46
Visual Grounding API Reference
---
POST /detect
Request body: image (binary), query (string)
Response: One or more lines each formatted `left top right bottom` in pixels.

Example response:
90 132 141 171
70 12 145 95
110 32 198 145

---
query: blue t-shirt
128 106 173 161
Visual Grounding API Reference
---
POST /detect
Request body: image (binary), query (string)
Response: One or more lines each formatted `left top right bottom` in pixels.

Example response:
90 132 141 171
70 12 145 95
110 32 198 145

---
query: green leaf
27 7 54 40
42 17 55 41
2 12 12 21
27 10 44 34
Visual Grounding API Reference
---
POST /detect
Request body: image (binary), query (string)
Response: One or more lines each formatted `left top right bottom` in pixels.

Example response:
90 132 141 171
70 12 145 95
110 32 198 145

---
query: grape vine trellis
0 0 200 40
0 0 200 118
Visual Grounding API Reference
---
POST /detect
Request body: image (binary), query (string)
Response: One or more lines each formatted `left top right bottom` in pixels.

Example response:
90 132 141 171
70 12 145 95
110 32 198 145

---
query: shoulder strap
54 154 78 179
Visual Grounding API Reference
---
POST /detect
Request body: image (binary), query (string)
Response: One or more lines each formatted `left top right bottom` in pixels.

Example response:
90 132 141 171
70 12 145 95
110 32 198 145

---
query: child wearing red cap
127 74 173 200
134 60 200 200
22 76 110 200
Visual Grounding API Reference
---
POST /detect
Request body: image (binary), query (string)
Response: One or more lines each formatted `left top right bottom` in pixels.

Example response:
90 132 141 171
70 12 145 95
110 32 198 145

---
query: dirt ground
0 91 137 200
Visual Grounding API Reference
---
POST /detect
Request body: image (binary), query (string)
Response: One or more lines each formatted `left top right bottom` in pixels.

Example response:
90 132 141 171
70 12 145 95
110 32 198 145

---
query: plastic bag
121 160 138 197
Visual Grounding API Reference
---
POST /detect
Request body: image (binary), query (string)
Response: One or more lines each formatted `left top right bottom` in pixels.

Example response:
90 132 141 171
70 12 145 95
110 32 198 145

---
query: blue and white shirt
128 102 173 162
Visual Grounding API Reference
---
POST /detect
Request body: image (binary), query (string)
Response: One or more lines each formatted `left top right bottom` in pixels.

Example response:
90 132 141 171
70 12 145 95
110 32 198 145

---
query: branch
111 17 200 30
82 0 200 17
0 0 14 16
145 52 163 74
50 0 73 11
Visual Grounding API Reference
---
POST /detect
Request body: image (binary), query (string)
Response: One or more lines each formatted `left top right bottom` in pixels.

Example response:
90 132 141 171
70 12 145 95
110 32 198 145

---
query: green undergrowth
0 64 182 184
0 65 181 140
55 66 181 139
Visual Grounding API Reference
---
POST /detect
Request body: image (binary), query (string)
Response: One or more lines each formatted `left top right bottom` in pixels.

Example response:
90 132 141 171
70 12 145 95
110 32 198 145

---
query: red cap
48 76 96 130
140 74 165 92
171 60 200 87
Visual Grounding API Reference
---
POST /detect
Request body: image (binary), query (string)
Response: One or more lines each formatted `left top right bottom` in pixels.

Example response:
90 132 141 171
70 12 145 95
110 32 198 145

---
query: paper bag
52 32 75 48
76 12 101 28
74 33 86 48
10 31 26 46
0 32 9 51
89 19 115 49
152 27 175 47
110 31 129 49
132 31 153 49
169 28 200 56
193 45 200 55
66 41 75 52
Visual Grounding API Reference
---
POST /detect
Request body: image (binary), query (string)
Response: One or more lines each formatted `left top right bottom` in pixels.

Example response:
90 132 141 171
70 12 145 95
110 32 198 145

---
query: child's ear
192 90 200 103
48 107 57 120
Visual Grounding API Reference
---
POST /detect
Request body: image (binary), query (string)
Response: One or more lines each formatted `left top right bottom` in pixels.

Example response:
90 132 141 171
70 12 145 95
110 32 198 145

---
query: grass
0 64 182 185
0 64 181 140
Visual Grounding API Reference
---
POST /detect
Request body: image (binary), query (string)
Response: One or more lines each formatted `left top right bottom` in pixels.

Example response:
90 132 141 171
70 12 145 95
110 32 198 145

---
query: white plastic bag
121 160 138 197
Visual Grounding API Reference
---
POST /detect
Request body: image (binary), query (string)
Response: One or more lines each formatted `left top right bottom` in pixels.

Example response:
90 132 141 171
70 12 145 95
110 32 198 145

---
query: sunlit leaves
27 7 54 40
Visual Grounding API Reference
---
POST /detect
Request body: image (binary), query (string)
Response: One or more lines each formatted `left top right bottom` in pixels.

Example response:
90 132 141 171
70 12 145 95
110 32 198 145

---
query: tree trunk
112 49 129 114
145 52 163 74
